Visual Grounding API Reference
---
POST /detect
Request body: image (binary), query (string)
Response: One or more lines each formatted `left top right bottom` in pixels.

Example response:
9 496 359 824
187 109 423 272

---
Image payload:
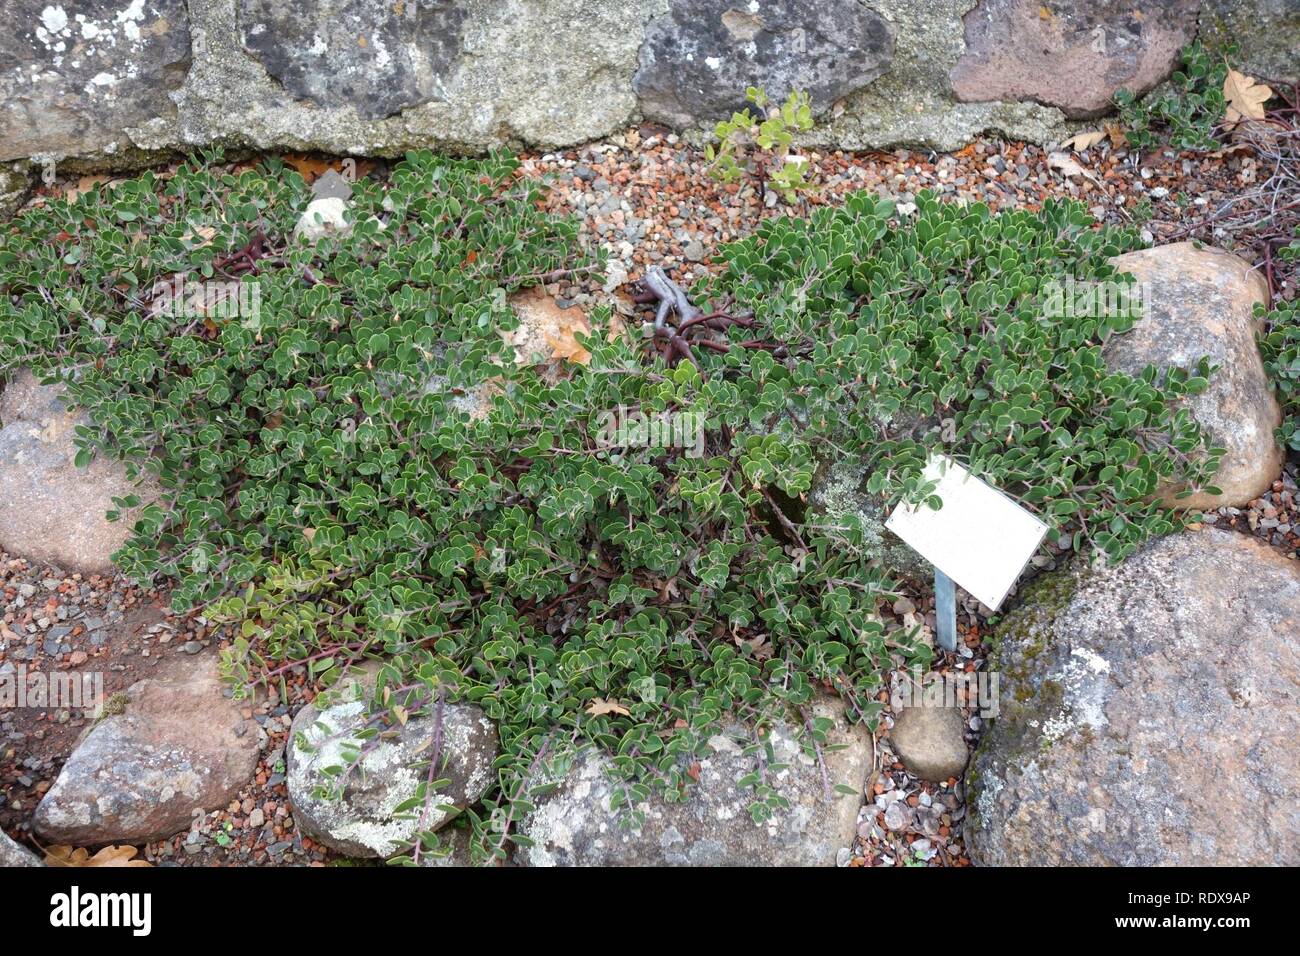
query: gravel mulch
521 123 1296 313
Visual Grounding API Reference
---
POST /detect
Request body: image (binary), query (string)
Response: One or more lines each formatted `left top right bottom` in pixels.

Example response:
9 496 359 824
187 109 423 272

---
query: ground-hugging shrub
1116 40 1234 151
1259 231 1300 450
0 156 1217 863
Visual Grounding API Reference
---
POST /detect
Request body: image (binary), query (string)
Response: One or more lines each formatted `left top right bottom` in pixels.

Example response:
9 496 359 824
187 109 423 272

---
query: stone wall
1 0 1296 178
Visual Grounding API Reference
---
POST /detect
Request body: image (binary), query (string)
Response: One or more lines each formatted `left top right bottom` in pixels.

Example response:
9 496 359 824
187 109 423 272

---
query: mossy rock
967 528 1300 865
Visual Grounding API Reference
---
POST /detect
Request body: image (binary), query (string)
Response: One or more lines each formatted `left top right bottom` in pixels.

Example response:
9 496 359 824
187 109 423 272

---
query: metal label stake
934 567 957 652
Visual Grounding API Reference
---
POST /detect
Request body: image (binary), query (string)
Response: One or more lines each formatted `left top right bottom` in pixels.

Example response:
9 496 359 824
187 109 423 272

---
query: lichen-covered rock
294 196 352 241
1200 0 1300 87
806 456 932 583
287 694 498 858
2 0 1300 164
889 704 968 782
950 0 1199 119
0 0 192 161
634 0 894 127
239 0 468 120
180 0 656 156
0 0 1081 166
32 656 260 845
0 368 160 574
1 830 42 867
1104 242 1281 510
0 165 30 221
517 695 869 866
968 529 1300 866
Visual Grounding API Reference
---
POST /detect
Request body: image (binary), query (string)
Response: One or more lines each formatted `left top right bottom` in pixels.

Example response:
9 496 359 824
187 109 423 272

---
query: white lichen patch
40 5 68 35
289 699 497 857
1040 645 1112 743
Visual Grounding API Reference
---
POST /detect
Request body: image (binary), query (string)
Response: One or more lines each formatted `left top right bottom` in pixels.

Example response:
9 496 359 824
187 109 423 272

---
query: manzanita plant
0 153 1219 864
1116 40 1235 151
1258 228 1300 450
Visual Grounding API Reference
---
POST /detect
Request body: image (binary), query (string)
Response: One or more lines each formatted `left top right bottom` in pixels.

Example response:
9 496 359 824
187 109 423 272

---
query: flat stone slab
950 0 1198 119
634 0 893 127
0 0 191 161
238 0 468 120
517 695 870 866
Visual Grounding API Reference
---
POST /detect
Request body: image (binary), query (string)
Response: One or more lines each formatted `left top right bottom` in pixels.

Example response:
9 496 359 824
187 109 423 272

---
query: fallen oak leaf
44 845 89 866
86 845 152 867
46 844 152 867
1060 130 1106 152
55 174 120 203
585 697 631 717
281 153 335 182
1223 69 1272 128
734 633 773 661
1046 151 1086 177
179 223 218 249
282 153 375 185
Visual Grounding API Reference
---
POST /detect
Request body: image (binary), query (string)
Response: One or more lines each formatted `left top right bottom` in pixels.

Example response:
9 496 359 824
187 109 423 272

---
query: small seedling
706 87 816 204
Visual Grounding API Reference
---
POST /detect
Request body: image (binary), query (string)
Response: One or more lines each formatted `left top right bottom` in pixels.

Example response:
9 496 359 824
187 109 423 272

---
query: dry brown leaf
1104 122 1127 148
604 309 629 345
734 632 773 661
1047 151 1086 177
1223 69 1273 128
45 844 152 867
61 175 114 202
1060 130 1106 152
585 697 631 717
282 154 335 182
282 154 376 184
179 224 217 249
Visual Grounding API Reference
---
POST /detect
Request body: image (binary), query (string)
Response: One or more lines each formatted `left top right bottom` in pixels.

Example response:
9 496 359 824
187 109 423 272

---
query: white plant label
885 456 1049 611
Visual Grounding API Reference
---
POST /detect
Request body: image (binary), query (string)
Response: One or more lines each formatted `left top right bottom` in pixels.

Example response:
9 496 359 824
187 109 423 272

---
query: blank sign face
885 456 1049 611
